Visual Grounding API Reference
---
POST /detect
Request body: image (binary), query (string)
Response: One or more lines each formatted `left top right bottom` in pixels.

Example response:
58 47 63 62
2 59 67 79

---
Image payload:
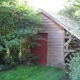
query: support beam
64 36 70 39
64 36 76 58
64 36 71 47
64 49 76 53
64 49 76 58
64 52 69 58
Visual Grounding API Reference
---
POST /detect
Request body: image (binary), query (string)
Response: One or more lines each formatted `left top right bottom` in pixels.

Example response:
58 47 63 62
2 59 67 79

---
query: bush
0 64 11 71
0 56 17 71
21 52 40 65
66 53 80 80
0 0 42 71
0 65 5 71
4 56 17 69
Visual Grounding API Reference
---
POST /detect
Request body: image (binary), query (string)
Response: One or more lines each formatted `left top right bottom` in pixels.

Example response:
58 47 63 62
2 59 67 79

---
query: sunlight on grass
0 65 66 80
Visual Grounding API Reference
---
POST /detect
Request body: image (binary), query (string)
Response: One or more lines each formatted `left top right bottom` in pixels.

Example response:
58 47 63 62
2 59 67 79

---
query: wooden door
31 33 48 65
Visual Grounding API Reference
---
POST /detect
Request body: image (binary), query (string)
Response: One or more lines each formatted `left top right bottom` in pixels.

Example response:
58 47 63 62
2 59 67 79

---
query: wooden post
64 36 76 58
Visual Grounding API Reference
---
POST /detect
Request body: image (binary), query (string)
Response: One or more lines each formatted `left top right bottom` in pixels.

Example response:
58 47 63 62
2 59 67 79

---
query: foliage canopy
0 0 42 69
58 6 80 24
0 0 42 51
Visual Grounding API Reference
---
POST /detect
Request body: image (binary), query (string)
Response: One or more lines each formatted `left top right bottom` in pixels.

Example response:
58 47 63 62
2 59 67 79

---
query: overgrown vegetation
58 1 80 79
0 0 42 70
66 53 80 80
0 65 66 80
58 0 80 49
58 0 80 24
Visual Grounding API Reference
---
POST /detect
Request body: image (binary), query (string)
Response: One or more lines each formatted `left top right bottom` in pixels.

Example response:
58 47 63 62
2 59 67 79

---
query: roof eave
40 9 80 39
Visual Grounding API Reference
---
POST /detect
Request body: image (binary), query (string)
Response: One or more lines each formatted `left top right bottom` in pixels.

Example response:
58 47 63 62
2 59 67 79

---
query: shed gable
40 13 64 32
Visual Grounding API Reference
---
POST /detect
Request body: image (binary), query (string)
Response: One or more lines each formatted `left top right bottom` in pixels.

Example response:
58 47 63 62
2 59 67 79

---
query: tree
58 6 80 24
0 0 42 65
65 0 80 15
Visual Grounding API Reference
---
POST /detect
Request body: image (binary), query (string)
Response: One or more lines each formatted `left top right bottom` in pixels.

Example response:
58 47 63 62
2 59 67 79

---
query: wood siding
39 13 65 68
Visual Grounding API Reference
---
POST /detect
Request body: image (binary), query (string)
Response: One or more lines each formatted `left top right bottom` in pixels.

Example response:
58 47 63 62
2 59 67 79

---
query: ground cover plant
0 65 66 80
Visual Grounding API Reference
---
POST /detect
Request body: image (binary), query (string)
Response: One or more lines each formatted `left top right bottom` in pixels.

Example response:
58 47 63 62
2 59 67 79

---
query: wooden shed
32 9 80 69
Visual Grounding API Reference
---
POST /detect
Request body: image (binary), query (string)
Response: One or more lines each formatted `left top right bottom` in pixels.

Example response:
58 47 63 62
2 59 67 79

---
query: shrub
0 56 17 71
4 56 17 69
66 53 80 80
0 65 5 71
0 64 10 71
21 52 40 65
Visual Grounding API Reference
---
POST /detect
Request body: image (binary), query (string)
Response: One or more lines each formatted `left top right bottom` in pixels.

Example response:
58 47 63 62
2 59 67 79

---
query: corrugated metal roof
41 9 80 39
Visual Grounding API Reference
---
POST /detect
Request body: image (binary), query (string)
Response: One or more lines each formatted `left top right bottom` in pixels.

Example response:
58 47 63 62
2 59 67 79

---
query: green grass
0 65 66 80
